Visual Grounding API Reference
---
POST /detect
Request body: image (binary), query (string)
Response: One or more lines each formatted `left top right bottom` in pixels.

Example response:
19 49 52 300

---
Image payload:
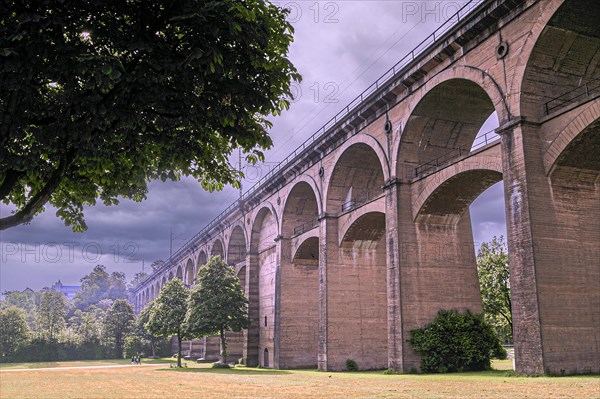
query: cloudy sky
0 0 505 292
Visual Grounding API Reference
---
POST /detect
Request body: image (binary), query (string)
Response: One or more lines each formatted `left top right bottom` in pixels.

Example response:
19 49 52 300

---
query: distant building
21 287 34 294
51 280 80 300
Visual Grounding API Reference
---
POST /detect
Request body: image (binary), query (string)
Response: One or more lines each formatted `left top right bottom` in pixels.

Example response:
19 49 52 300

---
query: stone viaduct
133 0 600 375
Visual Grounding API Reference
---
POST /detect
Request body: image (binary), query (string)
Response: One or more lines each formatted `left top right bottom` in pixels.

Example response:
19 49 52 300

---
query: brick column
243 251 260 366
317 214 335 371
272 235 284 369
383 180 403 370
500 118 600 375
498 119 546 375
395 180 422 373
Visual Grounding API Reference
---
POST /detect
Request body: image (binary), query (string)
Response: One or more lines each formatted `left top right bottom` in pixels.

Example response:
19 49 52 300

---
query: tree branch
0 148 76 230
0 169 25 201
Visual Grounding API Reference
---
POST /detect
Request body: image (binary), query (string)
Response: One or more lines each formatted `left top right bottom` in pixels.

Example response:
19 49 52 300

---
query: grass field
0 357 171 370
1 359 598 399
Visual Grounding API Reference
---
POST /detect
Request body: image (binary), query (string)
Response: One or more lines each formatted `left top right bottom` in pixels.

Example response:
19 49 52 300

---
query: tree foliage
36 290 67 342
0 306 31 360
408 310 506 373
128 271 149 291
477 236 512 342
1 290 36 328
74 265 127 309
146 279 189 367
69 308 102 345
187 256 249 364
0 0 300 231
134 300 166 358
101 299 134 358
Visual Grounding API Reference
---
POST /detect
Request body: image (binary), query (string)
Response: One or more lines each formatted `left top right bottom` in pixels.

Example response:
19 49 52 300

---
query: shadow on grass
156 366 291 375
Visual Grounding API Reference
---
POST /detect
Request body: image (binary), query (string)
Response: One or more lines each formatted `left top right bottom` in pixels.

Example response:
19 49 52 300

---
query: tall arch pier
134 0 600 375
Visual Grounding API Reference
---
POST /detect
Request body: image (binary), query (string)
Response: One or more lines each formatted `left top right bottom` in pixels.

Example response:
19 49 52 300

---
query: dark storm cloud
0 0 504 291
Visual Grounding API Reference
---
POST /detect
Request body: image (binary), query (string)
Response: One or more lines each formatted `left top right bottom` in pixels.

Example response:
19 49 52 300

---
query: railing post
545 102 549 115
585 83 589 97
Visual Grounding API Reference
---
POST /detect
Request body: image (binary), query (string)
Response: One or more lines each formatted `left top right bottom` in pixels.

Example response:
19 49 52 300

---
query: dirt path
0 363 169 372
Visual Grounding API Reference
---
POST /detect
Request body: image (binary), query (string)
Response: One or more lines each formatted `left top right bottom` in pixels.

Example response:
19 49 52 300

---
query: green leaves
408 310 505 373
0 307 31 359
102 299 135 358
146 279 190 339
1 0 300 231
477 236 512 343
187 256 249 338
186 256 249 364
36 291 67 342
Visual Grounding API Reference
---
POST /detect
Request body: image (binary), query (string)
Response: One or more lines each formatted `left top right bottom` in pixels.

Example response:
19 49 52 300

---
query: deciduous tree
135 300 163 358
477 236 512 342
74 265 127 309
146 279 189 367
36 290 67 341
0 0 300 231
187 256 249 365
0 306 30 360
101 299 134 358
1 290 36 328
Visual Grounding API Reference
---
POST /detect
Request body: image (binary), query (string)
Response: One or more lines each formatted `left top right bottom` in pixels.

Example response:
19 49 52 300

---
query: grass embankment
1 358 598 399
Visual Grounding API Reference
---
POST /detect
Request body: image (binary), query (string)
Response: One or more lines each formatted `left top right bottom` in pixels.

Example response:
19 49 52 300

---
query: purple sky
0 0 505 292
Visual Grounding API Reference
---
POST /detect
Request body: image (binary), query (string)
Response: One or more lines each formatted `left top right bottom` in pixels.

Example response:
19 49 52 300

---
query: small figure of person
131 355 135 365
136 355 141 365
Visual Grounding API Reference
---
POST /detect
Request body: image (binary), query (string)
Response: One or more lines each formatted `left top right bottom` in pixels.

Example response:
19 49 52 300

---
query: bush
493 345 508 360
6 337 111 363
408 310 504 373
345 359 358 371
383 368 399 375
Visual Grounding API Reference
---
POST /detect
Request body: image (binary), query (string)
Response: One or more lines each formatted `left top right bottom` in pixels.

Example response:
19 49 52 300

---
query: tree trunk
177 334 182 368
219 328 227 365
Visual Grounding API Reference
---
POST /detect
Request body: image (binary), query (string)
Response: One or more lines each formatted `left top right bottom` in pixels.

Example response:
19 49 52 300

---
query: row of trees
145 256 248 367
0 291 141 362
1 257 248 365
0 265 169 362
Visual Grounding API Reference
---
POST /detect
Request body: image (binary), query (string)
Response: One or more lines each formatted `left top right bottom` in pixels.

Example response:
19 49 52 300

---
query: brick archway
545 100 600 174
395 74 502 181
413 157 503 222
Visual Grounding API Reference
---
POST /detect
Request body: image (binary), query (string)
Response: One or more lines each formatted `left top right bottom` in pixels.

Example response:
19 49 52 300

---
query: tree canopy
477 236 512 342
0 307 31 360
187 256 249 364
146 279 189 367
133 300 164 358
74 265 127 309
0 0 300 231
36 290 67 342
101 299 134 358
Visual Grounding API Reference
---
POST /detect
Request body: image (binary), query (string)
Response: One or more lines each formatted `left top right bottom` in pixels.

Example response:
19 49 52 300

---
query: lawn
0 359 598 399
0 357 173 370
